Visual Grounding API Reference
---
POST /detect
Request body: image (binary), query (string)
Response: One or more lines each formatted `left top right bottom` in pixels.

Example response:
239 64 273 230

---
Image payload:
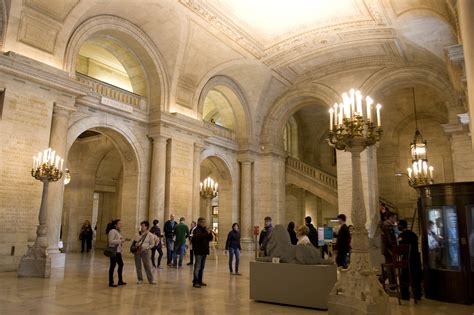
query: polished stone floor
0 250 472 315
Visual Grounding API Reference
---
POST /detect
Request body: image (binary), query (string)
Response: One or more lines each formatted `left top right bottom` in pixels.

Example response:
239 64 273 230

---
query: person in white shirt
134 220 156 285
296 225 312 246
107 219 126 287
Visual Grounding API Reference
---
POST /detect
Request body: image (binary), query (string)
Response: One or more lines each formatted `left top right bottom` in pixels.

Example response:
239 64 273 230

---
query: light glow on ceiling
216 0 360 43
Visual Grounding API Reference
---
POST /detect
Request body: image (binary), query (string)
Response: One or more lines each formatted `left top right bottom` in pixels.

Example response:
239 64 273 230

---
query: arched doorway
199 155 235 249
61 127 139 252
282 104 338 226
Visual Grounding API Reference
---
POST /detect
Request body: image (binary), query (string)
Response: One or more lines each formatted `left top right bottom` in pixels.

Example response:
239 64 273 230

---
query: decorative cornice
0 52 88 96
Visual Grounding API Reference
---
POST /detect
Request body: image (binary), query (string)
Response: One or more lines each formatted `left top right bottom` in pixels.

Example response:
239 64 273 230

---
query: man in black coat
305 216 319 248
398 219 423 300
335 214 350 269
191 217 213 288
258 216 273 256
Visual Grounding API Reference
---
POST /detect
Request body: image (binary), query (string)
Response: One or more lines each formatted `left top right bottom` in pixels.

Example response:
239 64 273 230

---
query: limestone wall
0 75 54 271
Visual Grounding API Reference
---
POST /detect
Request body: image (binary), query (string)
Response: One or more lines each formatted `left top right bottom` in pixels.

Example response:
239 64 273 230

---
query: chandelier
406 88 434 187
32 148 64 182
328 89 383 149
200 176 218 199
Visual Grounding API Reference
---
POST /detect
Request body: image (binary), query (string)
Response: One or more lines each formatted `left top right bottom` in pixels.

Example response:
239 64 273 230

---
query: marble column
239 159 253 244
192 143 204 221
47 104 73 254
458 0 474 141
148 135 168 226
336 148 379 236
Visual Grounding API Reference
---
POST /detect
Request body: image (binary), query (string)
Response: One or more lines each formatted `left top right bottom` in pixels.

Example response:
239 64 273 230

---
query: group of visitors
379 203 423 300
105 215 242 289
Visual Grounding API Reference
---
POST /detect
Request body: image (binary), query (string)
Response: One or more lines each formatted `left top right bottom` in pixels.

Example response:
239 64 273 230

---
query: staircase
286 157 338 206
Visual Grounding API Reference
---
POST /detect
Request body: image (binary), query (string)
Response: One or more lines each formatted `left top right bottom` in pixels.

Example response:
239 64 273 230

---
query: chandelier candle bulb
376 104 382 127
329 108 334 130
356 90 362 114
429 166 434 178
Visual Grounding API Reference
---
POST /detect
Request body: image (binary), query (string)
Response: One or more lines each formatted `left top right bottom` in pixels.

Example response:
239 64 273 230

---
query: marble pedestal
18 248 51 278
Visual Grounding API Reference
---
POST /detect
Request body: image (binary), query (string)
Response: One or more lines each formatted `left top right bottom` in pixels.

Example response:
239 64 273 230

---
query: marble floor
0 251 472 315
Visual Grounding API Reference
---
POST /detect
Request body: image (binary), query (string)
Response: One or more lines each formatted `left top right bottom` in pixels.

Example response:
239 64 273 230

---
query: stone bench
249 261 337 310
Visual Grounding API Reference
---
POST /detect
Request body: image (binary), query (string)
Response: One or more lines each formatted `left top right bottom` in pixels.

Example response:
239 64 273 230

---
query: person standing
398 219 423 300
107 219 126 287
133 221 156 285
381 212 398 288
150 219 163 269
296 225 311 245
258 216 273 256
287 222 298 245
80 220 94 253
173 217 189 268
335 214 350 269
305 216 319 248
187 221 197 266
191 217 213 288
225 223 242 275
164 214 176 266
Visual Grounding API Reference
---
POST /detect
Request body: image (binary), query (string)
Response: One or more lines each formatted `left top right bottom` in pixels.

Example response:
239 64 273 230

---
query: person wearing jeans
107 219 126 287
150 220 163 268
225 223 241 275
191 217 213 288
164 214 176 266
133 221 156 285
172 217 189 267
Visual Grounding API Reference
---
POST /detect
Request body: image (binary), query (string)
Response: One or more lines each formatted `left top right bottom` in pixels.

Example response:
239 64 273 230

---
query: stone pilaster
46 104 74 254
443 119 474 182
239 159 253 243
192 143 204 221
148 135 168 226
458 0 474 141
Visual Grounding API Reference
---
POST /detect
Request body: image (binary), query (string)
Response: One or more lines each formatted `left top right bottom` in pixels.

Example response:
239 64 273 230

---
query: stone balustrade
76 73 145 108
286 157 337 191
203 121 236 141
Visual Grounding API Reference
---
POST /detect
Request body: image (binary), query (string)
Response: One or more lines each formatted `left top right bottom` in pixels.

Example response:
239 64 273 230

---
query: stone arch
260 84 339 149
199 149 238 248
197 75 252 144
63 15 169 112
65 115 146 237
360 67 457 109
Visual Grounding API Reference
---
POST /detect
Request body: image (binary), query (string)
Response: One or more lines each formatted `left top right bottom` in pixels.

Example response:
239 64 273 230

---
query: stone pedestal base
328 265 390 315
17 253 51 278
50 252 66 268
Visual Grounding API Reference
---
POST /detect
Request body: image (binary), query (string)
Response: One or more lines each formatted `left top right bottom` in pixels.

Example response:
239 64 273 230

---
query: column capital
52 103 75 118
238 158 254 164
148 134 169 143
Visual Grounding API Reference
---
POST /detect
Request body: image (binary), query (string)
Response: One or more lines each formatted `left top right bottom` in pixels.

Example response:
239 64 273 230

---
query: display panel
426 206 460 271
467 205 474 271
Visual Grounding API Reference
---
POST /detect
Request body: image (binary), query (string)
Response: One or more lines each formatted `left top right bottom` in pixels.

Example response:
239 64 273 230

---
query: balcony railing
286 157 337 190
203 121 236 141
76 73 145 108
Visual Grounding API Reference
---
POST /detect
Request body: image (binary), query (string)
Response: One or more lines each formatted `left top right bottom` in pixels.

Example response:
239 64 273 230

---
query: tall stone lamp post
327 89 390 315
18 148 64 278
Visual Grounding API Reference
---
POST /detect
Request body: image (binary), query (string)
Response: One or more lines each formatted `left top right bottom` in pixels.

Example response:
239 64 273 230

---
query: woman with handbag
107 219 126 287
133 221 156 285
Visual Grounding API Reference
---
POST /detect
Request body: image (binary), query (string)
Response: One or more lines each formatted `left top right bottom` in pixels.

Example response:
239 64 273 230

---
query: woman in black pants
107 219 126 287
